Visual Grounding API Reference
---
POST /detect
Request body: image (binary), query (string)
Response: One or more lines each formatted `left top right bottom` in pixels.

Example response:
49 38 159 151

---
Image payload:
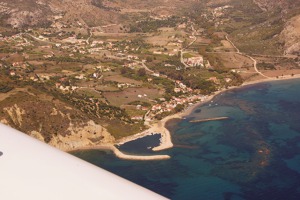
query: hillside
253 0 300 11
0 0 196 28
194 0 300 56
252 0 300 55
0 77 114 150
0 0 299 152
280 15 300 55
2 0 299 56
0 0 53 28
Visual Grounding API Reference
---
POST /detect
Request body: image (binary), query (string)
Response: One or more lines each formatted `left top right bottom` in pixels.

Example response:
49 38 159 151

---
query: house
131 116 143 121
176 66 183 71
185 56 204 67
136 105 142 110
152 73 160 77
38 74 50 81
174 88 181 93
153 51 162 55
178 23 186 29
12 62 20 67
118 83 134 88
38 35 47 40
152 105 162 111
9 71 16 76
75 74 85 80
93 73 99 78
225 78 232 83
44 54 53 58
55 83 61 88
127 55 138 60
141 107 148 111
208 77 220 84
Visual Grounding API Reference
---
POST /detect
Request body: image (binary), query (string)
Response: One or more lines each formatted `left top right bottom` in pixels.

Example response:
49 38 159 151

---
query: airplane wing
0 123 168 200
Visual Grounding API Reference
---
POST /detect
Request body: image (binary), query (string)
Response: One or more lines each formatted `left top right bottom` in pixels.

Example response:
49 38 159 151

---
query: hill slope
0 0 196 28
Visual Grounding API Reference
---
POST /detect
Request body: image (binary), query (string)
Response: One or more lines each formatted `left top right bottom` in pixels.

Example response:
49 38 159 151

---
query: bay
73 79 300 200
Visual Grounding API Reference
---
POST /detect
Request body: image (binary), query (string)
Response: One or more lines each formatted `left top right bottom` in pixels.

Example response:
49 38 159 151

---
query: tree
174 104 184 113
121 67 127 74
137 68 146 77
0 83 13 93
146 56 153 62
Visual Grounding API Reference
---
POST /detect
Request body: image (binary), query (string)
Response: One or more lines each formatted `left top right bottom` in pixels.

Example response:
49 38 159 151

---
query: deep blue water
73 79 300 200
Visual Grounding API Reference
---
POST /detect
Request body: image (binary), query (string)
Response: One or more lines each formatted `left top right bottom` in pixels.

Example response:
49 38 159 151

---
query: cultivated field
103 87 163 107
104 75 143 85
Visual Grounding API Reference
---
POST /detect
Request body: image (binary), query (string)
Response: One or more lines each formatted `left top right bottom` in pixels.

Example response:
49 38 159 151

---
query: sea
73 79 300 200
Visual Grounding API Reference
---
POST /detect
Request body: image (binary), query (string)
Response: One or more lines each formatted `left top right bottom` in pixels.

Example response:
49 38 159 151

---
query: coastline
72 74 300 161
69 144 170 161
116 113 177 152
130 74 300 153
241 73 300 87
115 86 227 154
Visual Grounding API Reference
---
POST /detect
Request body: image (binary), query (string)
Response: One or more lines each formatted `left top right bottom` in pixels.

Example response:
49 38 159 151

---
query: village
1 0 300 198
0 11 246 134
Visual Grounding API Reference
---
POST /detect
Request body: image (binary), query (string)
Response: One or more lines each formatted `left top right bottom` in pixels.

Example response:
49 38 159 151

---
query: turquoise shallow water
73 79 300 200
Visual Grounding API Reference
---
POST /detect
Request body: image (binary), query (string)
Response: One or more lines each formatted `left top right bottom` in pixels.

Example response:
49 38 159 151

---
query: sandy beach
241 73 300 86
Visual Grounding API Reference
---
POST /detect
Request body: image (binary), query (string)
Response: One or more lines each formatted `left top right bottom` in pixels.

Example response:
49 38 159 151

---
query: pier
190 117 229 123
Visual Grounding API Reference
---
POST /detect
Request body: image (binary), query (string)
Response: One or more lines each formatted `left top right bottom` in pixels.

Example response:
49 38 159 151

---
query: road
180 50 190 69
180 24 198 69
23 33 56 45
86 31 92 45
225 35 271 79
138 60 154 73
244 53 270 78
225 35 240 53
250 53 297 59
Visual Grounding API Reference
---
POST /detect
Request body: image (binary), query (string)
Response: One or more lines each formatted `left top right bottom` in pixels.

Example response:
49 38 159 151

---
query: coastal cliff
0 89 115 151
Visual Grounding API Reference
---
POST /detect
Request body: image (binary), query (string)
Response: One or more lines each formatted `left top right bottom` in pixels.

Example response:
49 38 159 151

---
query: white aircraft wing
0 123 168 200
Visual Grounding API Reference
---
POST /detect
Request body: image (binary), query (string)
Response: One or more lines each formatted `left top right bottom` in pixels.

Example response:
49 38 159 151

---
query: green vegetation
189 0 286 55
174 104 184 112
221 0 285 55
63 92 132 123
257 62 276 70
106 120 145 139
128 101 151 107
129 16 182 33
0 0 298 145
47 56 98 64
121 67 147 82
0 83 13 93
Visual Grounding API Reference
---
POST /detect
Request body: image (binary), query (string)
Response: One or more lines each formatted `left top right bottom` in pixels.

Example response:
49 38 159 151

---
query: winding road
23 33 56 45
138 60 154 73
86 31 92 45
180 24 198 69
225 35 271 79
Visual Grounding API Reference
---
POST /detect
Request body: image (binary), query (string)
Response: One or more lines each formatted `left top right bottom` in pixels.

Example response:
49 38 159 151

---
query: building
184 56 204 67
